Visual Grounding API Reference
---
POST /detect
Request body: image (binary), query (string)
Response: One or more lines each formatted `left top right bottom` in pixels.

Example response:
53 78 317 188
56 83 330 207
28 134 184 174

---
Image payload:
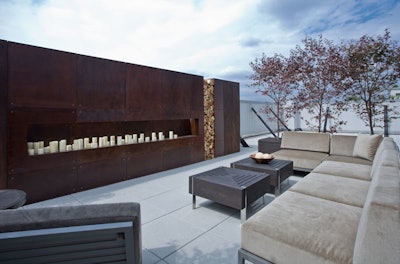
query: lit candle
169 131 174 139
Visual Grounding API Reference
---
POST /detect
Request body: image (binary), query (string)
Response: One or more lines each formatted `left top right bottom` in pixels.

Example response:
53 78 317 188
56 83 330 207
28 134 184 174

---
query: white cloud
0 0 398 101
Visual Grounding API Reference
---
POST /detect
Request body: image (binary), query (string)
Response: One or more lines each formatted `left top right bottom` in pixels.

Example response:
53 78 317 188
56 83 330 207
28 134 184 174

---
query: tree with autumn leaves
249 53 296 132
343 29 400 134
250 29 400 134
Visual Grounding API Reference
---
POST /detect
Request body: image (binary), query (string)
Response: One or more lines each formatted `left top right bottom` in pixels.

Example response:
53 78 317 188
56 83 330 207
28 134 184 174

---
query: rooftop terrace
22 133 400 264
23 134 299 264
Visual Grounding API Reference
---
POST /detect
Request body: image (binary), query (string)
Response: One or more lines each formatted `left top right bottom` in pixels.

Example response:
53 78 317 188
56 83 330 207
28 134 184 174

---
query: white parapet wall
241 100 400 138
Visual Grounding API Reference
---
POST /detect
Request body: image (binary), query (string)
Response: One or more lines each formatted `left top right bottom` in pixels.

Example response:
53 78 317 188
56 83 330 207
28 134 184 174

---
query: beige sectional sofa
239 133 400 264
272 131 380 171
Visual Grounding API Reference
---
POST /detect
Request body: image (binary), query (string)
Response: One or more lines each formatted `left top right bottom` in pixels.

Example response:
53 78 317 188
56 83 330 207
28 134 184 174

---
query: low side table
231 158 293 196
0 189 27 210
189 167 270 223
258 137 281 153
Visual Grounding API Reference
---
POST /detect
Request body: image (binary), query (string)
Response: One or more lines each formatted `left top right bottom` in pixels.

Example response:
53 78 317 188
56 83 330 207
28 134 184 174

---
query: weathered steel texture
4 41 205 203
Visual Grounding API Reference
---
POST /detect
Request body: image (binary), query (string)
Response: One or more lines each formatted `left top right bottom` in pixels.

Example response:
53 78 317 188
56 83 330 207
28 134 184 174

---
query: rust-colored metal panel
162 143 192 170
126 151 163 179
126 64 162 120
213 79 240 156
8 42 77 109
190 75 204 112
77 158 126 191
77 109 126 122
8 166 77 204
223 81 240 154
160 70 191 119
190 139 205 163
77 55 126 121
76 146 125 164
0 40 8 188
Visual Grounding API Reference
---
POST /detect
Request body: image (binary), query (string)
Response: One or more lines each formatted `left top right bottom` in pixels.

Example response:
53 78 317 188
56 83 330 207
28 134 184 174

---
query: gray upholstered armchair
0 202 141 264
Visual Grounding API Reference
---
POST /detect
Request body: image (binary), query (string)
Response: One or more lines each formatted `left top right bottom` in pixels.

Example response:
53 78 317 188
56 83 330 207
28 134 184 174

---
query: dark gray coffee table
189 167 270 223
231 158 293 196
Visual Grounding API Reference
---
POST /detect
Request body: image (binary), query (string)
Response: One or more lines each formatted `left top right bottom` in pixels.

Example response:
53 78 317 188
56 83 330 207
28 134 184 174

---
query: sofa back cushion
353 156 400 263
370 137 399 179
281 131 330 153
330 134 357 156
352 134 382 161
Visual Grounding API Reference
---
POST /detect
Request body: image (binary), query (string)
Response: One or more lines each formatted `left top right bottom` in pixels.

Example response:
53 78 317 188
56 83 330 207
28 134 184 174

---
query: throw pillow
353 133 382 161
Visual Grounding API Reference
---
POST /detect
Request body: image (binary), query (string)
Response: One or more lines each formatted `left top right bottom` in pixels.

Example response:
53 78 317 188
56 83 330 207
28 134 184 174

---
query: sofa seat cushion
241 191 362 264
289 172 370 207
313 161 371 181
324 155 372 165
272 149 328 171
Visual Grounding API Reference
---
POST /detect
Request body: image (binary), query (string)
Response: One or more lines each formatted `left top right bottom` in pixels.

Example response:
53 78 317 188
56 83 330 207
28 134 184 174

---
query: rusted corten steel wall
1 40 205 203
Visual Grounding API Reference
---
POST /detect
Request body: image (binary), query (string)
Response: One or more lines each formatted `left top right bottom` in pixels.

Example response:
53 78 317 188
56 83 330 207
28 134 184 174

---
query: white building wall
240 100 277 137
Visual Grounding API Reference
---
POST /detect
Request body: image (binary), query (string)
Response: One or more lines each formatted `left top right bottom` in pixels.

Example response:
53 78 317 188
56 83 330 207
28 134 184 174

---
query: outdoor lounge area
12 134 297 264
1 132 400 263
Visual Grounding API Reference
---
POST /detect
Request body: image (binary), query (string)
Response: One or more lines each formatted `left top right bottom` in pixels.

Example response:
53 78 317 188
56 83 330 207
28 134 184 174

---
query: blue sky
0 0 399 101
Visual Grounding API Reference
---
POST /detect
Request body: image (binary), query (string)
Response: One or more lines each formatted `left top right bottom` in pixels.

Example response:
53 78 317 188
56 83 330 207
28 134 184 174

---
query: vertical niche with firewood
0 40 204 203
204 78 240 159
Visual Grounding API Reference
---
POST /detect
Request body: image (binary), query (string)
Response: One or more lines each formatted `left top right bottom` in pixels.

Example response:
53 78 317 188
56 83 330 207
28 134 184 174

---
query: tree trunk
366 99 374 135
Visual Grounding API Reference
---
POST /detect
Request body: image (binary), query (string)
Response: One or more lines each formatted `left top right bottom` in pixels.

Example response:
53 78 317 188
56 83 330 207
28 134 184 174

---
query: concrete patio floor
24 134 300 264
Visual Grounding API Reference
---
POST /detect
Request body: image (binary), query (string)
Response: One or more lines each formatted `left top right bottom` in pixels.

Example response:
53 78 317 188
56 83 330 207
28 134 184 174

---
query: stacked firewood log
204 79 215 160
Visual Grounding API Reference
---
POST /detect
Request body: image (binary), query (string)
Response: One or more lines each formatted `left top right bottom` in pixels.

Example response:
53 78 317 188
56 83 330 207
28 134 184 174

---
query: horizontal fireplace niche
26 119 199 156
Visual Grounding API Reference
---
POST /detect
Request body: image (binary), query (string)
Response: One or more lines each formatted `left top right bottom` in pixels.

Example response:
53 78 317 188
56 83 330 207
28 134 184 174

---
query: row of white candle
27 131 178 155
